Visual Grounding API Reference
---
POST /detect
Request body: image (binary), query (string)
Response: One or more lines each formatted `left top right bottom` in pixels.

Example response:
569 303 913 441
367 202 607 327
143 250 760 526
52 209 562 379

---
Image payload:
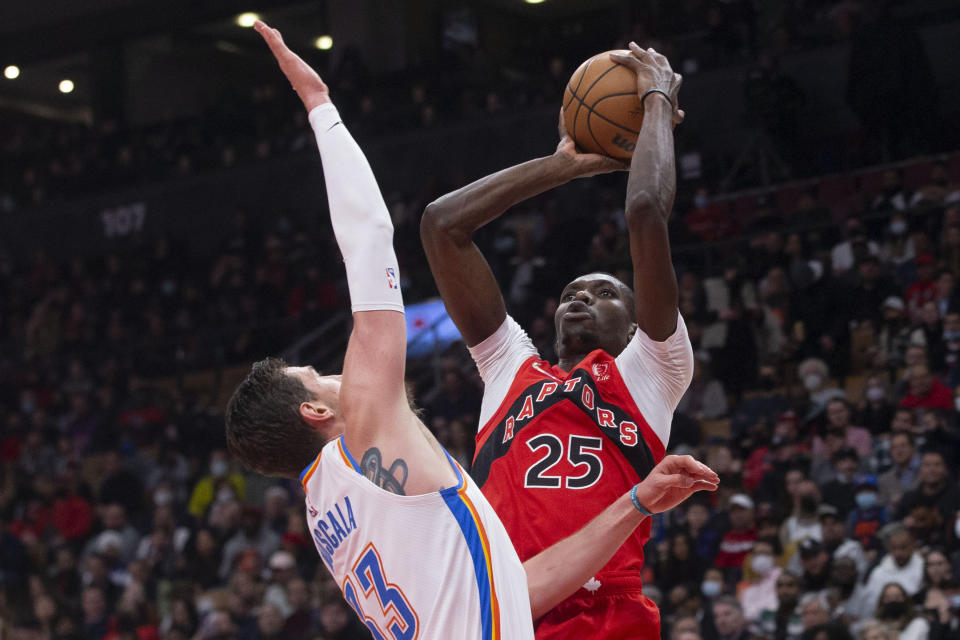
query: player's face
286 366 342 407
554 273 635 359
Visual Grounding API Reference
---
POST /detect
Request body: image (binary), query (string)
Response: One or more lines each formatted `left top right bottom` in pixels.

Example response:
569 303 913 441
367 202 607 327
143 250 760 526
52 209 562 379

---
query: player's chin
559 325 599 348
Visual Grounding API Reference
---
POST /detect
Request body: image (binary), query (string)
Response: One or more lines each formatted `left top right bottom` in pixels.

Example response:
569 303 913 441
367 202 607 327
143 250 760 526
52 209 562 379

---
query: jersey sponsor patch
591 363 610 381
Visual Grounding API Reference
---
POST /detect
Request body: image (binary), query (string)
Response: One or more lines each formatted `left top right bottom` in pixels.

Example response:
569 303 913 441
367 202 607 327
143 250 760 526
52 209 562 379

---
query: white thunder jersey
301 435 534 640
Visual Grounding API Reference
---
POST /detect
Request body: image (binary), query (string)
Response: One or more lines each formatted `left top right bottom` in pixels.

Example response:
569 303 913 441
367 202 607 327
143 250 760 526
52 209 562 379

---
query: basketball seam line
564 57 591 111
569 58 595 147
569 62 628 153
567 85 641 137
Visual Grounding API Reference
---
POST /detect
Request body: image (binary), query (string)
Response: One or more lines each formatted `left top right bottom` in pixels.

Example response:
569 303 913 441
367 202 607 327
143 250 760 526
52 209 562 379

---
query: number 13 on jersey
342 543 419 640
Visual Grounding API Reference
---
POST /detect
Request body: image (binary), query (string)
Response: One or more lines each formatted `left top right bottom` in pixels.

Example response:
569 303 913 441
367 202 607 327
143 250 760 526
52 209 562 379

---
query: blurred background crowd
2 1 960 640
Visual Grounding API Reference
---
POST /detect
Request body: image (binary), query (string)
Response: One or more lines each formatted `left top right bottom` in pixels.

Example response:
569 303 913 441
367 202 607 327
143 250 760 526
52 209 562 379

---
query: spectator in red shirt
906 253 938 322
900 364 953 409
716 494 758 581
53 462 93 541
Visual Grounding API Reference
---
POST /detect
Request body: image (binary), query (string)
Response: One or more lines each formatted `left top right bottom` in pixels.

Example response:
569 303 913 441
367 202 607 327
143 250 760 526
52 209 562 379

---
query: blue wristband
630 484 653 517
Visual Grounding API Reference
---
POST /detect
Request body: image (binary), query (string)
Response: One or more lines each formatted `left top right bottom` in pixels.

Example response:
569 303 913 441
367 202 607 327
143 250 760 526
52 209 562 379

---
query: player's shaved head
226 357 328 478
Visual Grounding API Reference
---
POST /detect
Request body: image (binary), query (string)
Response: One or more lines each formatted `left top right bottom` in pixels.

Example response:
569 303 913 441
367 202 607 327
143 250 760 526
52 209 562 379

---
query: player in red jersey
421 45 689 639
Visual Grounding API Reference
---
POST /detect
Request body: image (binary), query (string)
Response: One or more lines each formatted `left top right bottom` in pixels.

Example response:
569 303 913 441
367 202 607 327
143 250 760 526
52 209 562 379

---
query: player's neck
557 352 587 372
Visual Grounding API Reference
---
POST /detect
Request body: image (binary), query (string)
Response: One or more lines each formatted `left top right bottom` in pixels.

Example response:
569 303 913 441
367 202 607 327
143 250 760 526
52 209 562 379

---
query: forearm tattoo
359 447 408 495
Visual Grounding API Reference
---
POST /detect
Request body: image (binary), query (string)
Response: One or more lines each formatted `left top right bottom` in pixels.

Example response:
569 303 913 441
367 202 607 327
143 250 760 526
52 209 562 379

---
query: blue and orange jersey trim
337 435 363 474
440 451 501 640
299 451 322 489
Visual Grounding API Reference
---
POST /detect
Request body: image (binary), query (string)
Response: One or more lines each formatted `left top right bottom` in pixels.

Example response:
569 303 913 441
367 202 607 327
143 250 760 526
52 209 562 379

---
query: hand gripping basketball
632 455 719 515
610 42 685 126
555 109 630 178
255 21 331 112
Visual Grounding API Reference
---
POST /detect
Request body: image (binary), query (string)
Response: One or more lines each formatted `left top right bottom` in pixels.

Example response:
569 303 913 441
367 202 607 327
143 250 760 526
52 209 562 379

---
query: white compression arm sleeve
309 103 404 313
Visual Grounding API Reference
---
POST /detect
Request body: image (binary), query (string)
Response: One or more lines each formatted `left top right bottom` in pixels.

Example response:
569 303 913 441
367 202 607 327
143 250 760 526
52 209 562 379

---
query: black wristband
641 88 673 110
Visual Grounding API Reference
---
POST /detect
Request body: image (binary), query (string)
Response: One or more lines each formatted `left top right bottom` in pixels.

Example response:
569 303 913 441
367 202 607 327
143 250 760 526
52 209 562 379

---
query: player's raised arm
523 455 719 620
611 43 683 342
255 22 407 434
420 114 626 346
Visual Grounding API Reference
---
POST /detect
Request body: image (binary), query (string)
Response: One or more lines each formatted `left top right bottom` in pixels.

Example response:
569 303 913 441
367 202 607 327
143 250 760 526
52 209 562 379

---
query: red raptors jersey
472 348 665 573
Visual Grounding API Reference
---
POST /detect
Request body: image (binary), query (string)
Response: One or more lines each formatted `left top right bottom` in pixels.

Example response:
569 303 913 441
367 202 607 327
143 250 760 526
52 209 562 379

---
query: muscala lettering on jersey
501 376 639 448
310 495 358 569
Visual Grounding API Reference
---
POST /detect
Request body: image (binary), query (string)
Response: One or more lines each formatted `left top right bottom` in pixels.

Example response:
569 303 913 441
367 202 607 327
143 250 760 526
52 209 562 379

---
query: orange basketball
562 50 643 161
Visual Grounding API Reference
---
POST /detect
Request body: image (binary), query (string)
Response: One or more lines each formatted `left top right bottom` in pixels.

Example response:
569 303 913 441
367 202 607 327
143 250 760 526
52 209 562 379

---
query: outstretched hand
554 109 629 178
634 455 719 514
254 21 331 112
610 42 685 126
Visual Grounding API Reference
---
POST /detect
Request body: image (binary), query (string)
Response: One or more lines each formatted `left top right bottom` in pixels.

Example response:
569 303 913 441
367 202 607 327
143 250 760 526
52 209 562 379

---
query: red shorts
534 572 660 640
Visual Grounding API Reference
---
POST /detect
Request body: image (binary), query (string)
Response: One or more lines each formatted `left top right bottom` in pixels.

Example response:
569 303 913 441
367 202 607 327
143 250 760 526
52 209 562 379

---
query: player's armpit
421 151 586 347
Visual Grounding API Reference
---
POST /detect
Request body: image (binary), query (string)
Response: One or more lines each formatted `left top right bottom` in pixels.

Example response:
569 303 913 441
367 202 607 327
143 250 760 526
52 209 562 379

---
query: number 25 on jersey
524 434 604 489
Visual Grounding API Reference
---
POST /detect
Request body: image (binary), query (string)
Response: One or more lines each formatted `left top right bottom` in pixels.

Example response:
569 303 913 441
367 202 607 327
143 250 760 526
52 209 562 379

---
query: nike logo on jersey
311 495 358 570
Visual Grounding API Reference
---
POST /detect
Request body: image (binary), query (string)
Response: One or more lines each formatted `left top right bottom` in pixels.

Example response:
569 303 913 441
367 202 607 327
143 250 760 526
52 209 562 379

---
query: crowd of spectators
2 143 960 639
2 3 960 640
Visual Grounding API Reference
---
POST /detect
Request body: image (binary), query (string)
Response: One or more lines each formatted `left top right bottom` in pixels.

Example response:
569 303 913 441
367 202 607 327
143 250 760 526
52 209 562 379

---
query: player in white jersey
225 22 719 640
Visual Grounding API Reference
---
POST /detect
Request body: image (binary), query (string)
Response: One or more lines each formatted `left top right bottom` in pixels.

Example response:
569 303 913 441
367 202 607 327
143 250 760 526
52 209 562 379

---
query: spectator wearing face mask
187 450 246 518
701 566 727 603
881 213 916 271
798 358 847 416
738 537 782 622
781 481 823 546
872 582 929 640
857 375 896 436
849 480 888 557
